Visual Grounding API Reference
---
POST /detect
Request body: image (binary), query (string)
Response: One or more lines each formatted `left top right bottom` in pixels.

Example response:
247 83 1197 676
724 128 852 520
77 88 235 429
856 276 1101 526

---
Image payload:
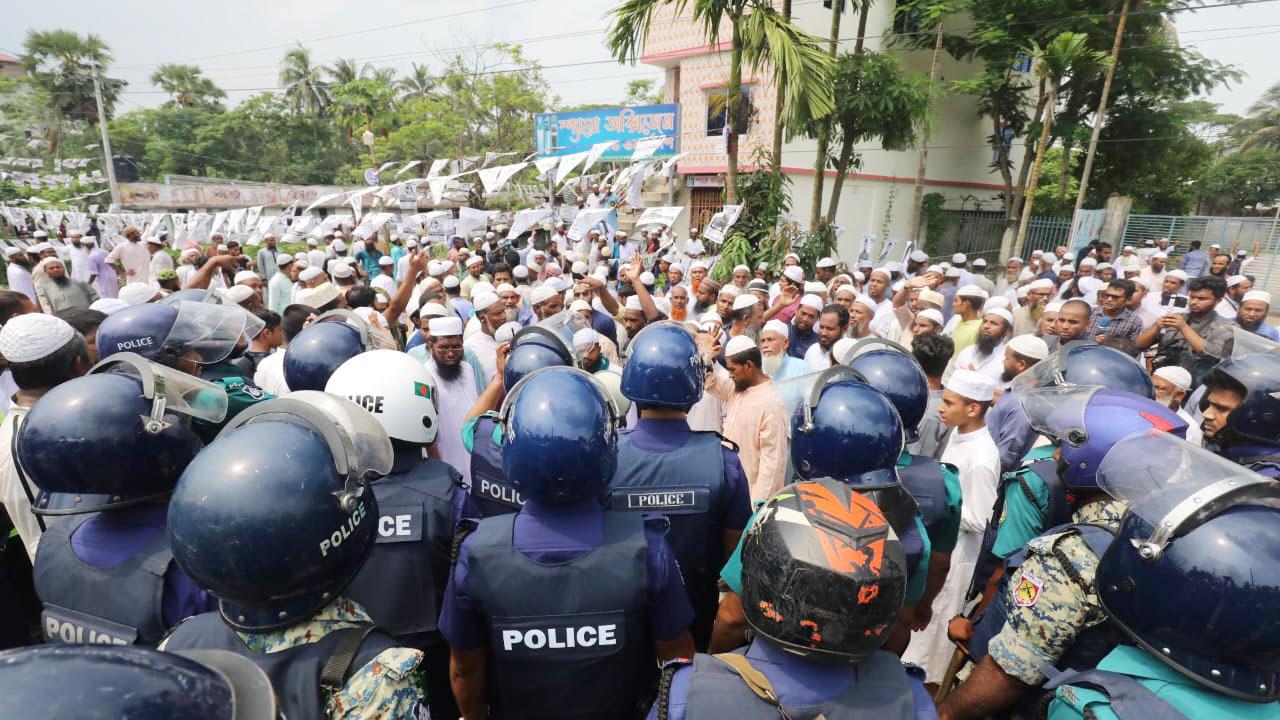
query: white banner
533 156 559 180
567 208 612 242
703 204 743 243
477 162 529 194
583 140 619 175
395 160 422 178
507 207 555 239
426 159 449 179
456 207 497 238
422 210 453 245
632 135 669 163
555 151 590 188
634 205 684 229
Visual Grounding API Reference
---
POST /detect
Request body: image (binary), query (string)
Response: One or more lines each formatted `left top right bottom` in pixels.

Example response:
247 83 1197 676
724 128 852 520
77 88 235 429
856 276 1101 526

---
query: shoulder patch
1013 571 1044 607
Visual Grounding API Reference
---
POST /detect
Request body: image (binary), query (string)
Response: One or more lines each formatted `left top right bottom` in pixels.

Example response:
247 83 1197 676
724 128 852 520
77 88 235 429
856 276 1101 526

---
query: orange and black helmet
740 479 907 664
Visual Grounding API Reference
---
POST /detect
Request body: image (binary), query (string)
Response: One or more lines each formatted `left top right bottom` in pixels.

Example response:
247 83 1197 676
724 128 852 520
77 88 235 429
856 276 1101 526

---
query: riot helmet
1011 340 1154 399
1200 330 1280 449
96 300 264 369
790 366 905 487
325 349 439 445
168 392 392 631
620 321 704 409
283 309 373 391
503 325 573 390
845 340 929 442
741 481 908 664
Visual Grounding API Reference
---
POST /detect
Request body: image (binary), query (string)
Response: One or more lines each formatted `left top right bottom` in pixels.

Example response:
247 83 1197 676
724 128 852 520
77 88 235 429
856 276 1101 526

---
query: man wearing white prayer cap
423 315 481 485
1151 365 1202 446
949 307 1012 384
0 313 93 559
758 319 810 380
529 284 563 321
727 293 762 340
904 367 1000 679
815 256 838 283
699 333 790 501
370 255 397 297
463 292 506 384
731 264 751 289
118 282 162 306
803 300 851 371
1236 289 1279 341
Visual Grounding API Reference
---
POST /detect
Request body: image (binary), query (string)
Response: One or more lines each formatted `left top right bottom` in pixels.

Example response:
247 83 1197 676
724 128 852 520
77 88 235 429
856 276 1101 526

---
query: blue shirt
1180 249 1207 278
650 639 937 720
70 504 216 627
1252 323 1280 342
623 418 753 534
405 329 425 352
591 308 619 346
773 355 811 381
787 325 817 360
439 498 695 649
355 248 383 280
986 389 1038 475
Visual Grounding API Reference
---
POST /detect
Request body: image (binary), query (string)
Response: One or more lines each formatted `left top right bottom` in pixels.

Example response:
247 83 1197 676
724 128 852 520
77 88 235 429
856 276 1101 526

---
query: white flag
533 156 560 180
426 159 449 179
555 151 590 188
582 140 619 175
395 160 422 178
477 162 529 194
632 135 669 162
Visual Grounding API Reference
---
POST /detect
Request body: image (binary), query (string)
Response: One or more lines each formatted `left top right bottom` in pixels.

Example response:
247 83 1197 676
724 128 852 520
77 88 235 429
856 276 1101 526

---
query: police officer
461 325 573 516
283 309 375 392
95 298 272 441
1200 347 1280 478
716 369 927 654
22 353 217 647
1046 434 1280 718
325 348 478 719
0 644 278 719
649 481 936 719
160 392 428 719
937 388 1187 720
610 321 752 651
440 366 696 720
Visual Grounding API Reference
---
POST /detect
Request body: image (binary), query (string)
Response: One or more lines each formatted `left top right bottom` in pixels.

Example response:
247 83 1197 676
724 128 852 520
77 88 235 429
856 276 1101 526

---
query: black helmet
741 480 908 664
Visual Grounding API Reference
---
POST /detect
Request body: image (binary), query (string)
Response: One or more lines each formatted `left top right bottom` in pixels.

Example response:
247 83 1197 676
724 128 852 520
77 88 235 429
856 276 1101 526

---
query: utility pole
89 63 120 209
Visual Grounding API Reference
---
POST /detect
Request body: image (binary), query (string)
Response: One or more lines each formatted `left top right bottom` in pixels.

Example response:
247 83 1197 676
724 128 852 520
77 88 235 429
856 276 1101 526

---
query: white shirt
6 265 35 303
67 244 93 283
396 253 413 283
253 348 290 396
148 249 174 283
424 356 480 488
1139 267 1165 291
1216 297 1238 321
1178 407 1203 448
0 408 43 562
176 264 197 289
463 331 499 385
803 341 833 372
950 342 1007 385
371 273 397 296
106 240 151 284
904 423 1001 682
307 249 327 272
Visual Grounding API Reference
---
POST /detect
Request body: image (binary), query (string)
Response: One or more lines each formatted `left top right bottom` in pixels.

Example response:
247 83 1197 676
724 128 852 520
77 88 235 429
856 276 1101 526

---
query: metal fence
1123 213 1280 291
933 211 1072 262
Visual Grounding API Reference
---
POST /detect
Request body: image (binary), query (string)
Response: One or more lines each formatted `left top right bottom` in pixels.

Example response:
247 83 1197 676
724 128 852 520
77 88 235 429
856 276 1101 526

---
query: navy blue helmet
94 302 178 361
1095 434 1280 702
1013 340 1154 399
168 392 392 631
791 367 905 487
19 354 219 515
0 644 276 719
96 300 264 367
620 321 704 408
283 310 372 391
504 325 573 390
847 346 929 442
500 366 619 505
1202 351 1280 448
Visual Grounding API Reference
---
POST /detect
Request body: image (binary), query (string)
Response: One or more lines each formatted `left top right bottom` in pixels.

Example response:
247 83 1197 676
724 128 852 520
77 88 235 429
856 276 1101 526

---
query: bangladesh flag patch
414 381 432 399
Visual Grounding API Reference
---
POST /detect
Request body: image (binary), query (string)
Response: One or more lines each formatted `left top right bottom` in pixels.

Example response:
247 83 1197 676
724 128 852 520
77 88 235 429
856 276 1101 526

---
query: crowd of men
0 214 1277 720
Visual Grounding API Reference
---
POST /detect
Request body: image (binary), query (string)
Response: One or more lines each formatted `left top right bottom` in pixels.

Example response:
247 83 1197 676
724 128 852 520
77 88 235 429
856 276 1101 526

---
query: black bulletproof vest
969 455 1069 601
34 513 171 646
468 414 525 517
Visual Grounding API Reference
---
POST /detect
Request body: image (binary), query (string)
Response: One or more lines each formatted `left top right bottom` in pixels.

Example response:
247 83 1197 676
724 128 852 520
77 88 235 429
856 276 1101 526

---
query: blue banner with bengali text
534 104 679 161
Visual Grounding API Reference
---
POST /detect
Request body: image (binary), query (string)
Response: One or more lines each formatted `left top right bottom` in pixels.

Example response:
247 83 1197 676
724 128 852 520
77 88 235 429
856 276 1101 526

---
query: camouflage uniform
162 597 427 719
987 499 1126 685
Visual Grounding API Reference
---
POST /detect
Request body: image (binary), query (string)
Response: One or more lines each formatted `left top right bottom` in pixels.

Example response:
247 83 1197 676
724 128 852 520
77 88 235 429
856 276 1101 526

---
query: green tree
21 29 125 124
1237 81 1280 152
607 0 835 203
814 50 933 222
399 63 434 102
1012 32 1110 257
621 78 662 105
1196 149 1280 215
279 45 329 116
150 64 226 109
327 58 365 85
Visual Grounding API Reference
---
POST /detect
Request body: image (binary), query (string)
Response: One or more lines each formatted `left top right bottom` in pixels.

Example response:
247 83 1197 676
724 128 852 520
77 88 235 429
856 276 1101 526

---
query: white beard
762 351 784 376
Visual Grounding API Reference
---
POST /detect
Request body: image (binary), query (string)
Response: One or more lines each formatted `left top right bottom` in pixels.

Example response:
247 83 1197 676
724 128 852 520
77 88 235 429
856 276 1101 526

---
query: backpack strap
319 623 379 693
10 413 44 532
712 653 786 711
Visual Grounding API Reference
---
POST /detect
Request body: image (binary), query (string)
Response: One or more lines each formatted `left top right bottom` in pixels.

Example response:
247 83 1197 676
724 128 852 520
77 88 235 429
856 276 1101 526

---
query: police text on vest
501 625 617 651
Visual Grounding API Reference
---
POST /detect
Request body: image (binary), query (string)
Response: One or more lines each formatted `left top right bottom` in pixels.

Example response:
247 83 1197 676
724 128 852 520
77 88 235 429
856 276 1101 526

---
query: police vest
969 453 1068 600
462 510 653 719
33 514 172 647
896 453 959 550
163 612 399 720
611 429 727 650
469 414 524 517
675 648 917 719
969 523 1116 674
344 458 461 647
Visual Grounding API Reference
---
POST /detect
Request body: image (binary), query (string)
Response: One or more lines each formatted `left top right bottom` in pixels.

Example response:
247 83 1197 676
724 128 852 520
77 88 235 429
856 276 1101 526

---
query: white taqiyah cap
957 284 989 299
853 294 878 312
945 368 997 401
732 294 759 311
420 302 449 318
89 298 129 315
428 316 463 337
832 337 859 366
945 267 962 278
983 296 1012 312
624 295 643 312
910 250 928 263
1028 278 1055 291
719 285 740 299
530 285 558 306
299 266 324 283
804 281 828 295
145 235 165 246
1243 290 1272 305
442 275 460 289
495 283 517 295
691 259 710 271
513 265 529 279
119 282 161 305
762 319 790 338
782 266 804 283
0 313 76 363
1227 275 1247 288
331 240 347 252
639 271 656 286
972 258 988 268
1153 365 1193 391
222 285 256 306
733 264 750 274
571 261 588 275
276 253 294 265
1080 256 1097 267
297 282 340 309
234 270 259 285
800 294 825 312
1032 249 1046 257
816 256 837 269
1017 285 1030 299
1151 251 1167 260
725 335 757 357
1096 262 1112 271
2 247 22 258
472 292 500 313
699 311 722 325
985 307 1014 326
569 299 592 315
378 255 394 266
952 253 967 264
466 255 485 268
917 308 944 326
496 321 523 344
1008 334 1049 361
32 230 48 239
1167 269 1188 281
572 327 599 348
1044 301 1064 313
331 263 354 280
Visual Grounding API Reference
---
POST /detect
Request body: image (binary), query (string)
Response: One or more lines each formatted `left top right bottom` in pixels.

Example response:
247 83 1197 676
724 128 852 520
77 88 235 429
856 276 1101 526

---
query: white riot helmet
324 349 439 445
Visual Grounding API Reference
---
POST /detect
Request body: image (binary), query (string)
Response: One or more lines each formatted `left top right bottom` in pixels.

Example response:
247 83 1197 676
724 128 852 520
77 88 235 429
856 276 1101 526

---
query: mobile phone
1161 293 1189 313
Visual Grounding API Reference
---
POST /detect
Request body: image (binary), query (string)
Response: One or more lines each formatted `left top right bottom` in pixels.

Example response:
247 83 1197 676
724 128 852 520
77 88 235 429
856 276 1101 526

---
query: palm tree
151 63 226 109
399 62 434 102
1012 32 1110 257
279 45 330 116
607 0 835 204
22 29 125 124
1238 81 1280 152
368 66 398 87
327 57 365 85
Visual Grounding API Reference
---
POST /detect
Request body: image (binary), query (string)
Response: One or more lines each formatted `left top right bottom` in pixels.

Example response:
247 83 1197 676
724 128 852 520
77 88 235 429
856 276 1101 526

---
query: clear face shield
1008 339 1094 394
165 300 266 365
218 391 393 512
842 337 913 365
1017 385 1101 448
1229 325 1280 361
1098 432 1280 560
312 309 375 350
90 352 230 429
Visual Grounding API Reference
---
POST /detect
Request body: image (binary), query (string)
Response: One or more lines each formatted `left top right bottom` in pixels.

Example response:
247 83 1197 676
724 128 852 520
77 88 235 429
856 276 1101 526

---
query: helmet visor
90 352 229 424
165 301 265 365
314 309 372 348
1007 339 1091 393
1017 385 1100 447
843 337 911 364
1230 325 1280 361
533 309 580 348
219 391 393 479
1098 432 1279 542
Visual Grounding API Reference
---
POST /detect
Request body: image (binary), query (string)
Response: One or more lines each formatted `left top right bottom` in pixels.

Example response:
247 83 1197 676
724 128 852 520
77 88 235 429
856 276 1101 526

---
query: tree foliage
21 29 125 124
1196 149 1280 214
151 64 226 109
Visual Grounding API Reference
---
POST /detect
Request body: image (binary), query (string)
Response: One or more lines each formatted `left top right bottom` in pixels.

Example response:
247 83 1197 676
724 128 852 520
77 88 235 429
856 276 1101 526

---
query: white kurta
463 331 498 385
948 342 1007 386
903 423 1001 682
803 341 833 372
424 357 480 488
